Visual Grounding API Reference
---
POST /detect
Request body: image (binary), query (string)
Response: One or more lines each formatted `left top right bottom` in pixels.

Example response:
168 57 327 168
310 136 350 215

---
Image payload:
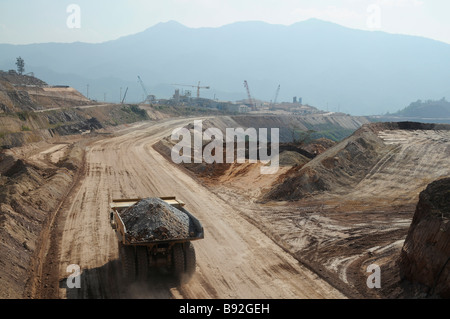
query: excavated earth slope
0 143 83 298
248 121 450 297
266 122 450 202
173 121 450 298
399 178 450 298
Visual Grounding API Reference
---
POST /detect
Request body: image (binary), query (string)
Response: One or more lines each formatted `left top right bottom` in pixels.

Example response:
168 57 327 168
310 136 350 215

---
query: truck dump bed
110 197 204 245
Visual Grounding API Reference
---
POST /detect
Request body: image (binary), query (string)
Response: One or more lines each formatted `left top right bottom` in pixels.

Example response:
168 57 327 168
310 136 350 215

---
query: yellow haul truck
110 197 204 284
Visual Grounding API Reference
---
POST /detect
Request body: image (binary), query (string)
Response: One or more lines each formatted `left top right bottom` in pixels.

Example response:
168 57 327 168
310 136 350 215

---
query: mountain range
1 19 450 116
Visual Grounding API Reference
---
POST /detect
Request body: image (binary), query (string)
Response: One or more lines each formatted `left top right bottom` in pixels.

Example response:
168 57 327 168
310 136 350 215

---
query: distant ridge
393 98 450 118
1 19 450 115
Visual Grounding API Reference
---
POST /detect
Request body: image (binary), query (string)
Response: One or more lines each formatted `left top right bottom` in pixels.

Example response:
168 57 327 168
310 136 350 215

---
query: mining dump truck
110 197 204 284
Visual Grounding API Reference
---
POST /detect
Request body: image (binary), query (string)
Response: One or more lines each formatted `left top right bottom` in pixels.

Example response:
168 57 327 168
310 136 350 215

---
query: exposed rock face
399 178 450 298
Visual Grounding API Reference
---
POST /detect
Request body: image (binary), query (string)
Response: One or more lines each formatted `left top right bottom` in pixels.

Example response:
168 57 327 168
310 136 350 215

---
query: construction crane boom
137 76 154 104
244 80 256 111
137 76 148 96
272 85 281 107
121 87 129 104
172 82 210 99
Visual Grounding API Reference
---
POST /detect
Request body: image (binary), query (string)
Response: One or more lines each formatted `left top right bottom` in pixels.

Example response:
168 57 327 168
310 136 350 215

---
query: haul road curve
36 118 346 299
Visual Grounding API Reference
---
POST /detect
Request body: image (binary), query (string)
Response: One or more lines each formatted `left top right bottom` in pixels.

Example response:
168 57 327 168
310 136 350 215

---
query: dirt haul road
37 118 346 299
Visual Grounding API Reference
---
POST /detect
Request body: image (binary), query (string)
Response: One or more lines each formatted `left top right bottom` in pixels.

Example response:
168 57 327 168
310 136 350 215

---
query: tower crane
137 76 154 104
172 82 210 99
244 80 256 111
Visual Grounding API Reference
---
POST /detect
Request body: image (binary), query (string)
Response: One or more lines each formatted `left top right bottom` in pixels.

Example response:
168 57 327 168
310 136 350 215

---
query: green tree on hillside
15 57 25 75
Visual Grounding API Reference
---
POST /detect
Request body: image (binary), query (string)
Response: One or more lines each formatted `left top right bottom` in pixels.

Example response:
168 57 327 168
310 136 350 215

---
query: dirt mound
399 178 450 298
265 122 450 202
265 124 393 201
120 198 192 242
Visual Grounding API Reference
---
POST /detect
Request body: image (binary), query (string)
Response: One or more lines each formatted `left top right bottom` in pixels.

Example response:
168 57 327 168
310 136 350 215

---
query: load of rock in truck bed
120 198 195 242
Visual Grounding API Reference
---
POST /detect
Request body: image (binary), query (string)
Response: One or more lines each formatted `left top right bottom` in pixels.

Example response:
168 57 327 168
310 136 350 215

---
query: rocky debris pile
120 198 193 242
399 177 450 298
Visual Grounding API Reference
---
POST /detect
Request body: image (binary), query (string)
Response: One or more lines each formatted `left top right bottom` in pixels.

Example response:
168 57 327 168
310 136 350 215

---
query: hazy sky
1 0 450 45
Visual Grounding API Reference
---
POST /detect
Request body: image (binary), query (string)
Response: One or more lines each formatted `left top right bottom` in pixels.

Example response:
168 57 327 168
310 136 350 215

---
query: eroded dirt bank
0 137 85 298
154 120 450 298
399 177 450 298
